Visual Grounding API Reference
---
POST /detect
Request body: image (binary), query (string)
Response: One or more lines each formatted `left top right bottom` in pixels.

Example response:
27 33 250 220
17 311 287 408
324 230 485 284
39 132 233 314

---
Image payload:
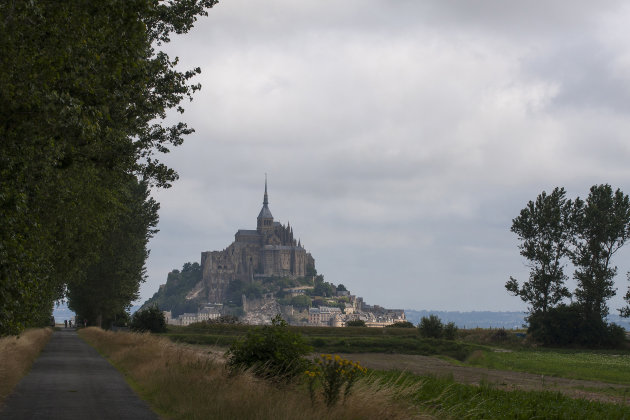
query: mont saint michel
194 178 315 303
144 180 405 327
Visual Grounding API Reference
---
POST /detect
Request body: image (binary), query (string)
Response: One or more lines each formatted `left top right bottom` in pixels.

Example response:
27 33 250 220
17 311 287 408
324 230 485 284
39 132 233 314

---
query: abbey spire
257 175 274 232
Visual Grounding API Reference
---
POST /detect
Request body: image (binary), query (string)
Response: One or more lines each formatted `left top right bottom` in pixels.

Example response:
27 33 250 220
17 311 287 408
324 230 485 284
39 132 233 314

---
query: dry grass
79 327 434 420
0 328 52 404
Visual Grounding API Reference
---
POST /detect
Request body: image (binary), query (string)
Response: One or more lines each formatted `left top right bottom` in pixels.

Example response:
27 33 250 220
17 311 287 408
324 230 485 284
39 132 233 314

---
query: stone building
197 179 315 303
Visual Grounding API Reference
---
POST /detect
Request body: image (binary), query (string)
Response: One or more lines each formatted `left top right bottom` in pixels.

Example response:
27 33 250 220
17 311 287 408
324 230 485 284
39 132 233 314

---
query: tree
130 305 167 333
621 273 630 318
0 0 216 335
506 188 573 316
572 185 630 320
346 320 366 327
336 284 348 292
443 322 458 340
67 179 159 328
314 280 335 297
418 315 443 338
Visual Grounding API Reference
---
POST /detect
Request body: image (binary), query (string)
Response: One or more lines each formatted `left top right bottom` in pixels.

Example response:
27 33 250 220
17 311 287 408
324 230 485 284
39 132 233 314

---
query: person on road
64 320 68 328
69 319 72 328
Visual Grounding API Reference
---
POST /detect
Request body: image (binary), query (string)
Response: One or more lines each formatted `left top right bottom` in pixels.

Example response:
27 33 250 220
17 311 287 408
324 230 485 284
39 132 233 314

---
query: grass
79 327 429 420
466 349 630 385
0 328 52 404
164 324 484 361
373 371 630 420
80 327 630 419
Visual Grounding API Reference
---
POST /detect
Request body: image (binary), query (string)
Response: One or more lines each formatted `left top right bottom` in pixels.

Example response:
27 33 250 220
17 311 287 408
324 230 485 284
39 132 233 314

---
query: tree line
507 185 630 346
0 0 217 335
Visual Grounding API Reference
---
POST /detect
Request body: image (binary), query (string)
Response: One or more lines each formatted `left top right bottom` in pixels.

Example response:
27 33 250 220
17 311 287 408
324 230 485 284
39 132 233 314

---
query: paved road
0 329 158 420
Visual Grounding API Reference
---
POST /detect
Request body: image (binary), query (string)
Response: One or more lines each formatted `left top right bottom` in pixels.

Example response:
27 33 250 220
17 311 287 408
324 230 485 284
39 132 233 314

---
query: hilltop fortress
191 180 315 303
148 179 405 327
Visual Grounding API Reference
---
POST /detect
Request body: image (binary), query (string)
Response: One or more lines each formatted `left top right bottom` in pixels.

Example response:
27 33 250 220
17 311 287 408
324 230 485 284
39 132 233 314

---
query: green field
373 371 630 420
164 323 630 386
163 323 485 361
466 349 630 385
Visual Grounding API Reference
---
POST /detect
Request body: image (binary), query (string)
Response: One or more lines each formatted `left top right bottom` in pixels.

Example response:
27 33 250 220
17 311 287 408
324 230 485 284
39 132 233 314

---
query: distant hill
405 309 630 330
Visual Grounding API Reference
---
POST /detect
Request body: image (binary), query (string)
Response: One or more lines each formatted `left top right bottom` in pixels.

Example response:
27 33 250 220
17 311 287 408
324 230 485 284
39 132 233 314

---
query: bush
346 320 366 327
386 321 415 328
130 306 166 333
418 315 443 338
306 354 367 407
443 322 458 340
528 304 626 348
226 315 312 381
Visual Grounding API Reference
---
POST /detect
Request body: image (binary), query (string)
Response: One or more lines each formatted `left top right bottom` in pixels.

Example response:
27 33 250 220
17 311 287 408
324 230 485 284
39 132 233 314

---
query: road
0 328 158 420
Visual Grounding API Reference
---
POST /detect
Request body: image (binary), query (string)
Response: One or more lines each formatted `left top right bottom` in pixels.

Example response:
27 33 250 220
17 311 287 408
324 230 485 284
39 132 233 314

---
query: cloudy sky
139 0 630 312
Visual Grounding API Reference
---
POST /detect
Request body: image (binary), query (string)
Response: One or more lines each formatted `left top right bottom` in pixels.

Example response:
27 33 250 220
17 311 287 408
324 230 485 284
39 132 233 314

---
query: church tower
257 176 274 232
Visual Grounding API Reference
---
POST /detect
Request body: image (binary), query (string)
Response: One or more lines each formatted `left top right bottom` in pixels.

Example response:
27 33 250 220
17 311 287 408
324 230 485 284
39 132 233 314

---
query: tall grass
0 328 52 404
79 327 430 420
374 371 630 420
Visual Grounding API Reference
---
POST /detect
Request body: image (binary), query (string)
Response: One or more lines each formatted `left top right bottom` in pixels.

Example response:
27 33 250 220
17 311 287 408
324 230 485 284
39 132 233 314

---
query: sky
138 0 630 312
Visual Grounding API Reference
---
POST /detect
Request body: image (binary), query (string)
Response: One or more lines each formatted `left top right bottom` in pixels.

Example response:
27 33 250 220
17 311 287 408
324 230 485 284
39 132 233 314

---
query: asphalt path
0 328 158 420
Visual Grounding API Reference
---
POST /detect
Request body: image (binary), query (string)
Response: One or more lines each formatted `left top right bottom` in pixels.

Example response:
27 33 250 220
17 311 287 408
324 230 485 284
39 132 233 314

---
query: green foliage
67 179 159 328
0 0 216 335
465 348 630 386
572 185 630 320
418 315 444 338
306 354 367 407
131 306 167 333
508 185 630 347
386 321 415 328
167 323 482 361
506 187 573 315
142 262 202 317
336 284 347 292
346 320 366 327
373 370 630 420
443 322 458 340
226 315 312 381
289 294 312 310
528 304 626 348
313 280 336 297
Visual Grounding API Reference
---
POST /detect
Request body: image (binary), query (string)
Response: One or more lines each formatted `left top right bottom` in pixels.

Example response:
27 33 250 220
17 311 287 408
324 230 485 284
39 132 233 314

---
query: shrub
226 315 312 381
418 315 443 338
306 354 367 407
346 320 366 327
528 304 626 348
386 321 415 328
130 306 166 333
443 322 458 340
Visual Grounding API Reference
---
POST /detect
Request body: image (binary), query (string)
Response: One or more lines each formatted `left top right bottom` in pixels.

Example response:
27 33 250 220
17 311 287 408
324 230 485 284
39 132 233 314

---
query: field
156 323 630 415
80 325 630 419
466 349 630 385
163 323 484 361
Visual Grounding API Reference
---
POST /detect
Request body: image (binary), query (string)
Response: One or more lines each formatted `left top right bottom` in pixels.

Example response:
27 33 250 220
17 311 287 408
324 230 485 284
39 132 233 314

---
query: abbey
198 180 315 303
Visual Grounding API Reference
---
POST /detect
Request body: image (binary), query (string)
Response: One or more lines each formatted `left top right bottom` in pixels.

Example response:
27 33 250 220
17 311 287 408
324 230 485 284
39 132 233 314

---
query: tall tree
506 187 573 315
67 178 159 328
619 273 630 318
0 0 216 335
572 185 630 319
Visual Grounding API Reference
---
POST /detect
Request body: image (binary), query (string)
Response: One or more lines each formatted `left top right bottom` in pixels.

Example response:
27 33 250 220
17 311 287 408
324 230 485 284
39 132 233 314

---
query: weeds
0 328 52 404
79 327 424 419
306 354 368 407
